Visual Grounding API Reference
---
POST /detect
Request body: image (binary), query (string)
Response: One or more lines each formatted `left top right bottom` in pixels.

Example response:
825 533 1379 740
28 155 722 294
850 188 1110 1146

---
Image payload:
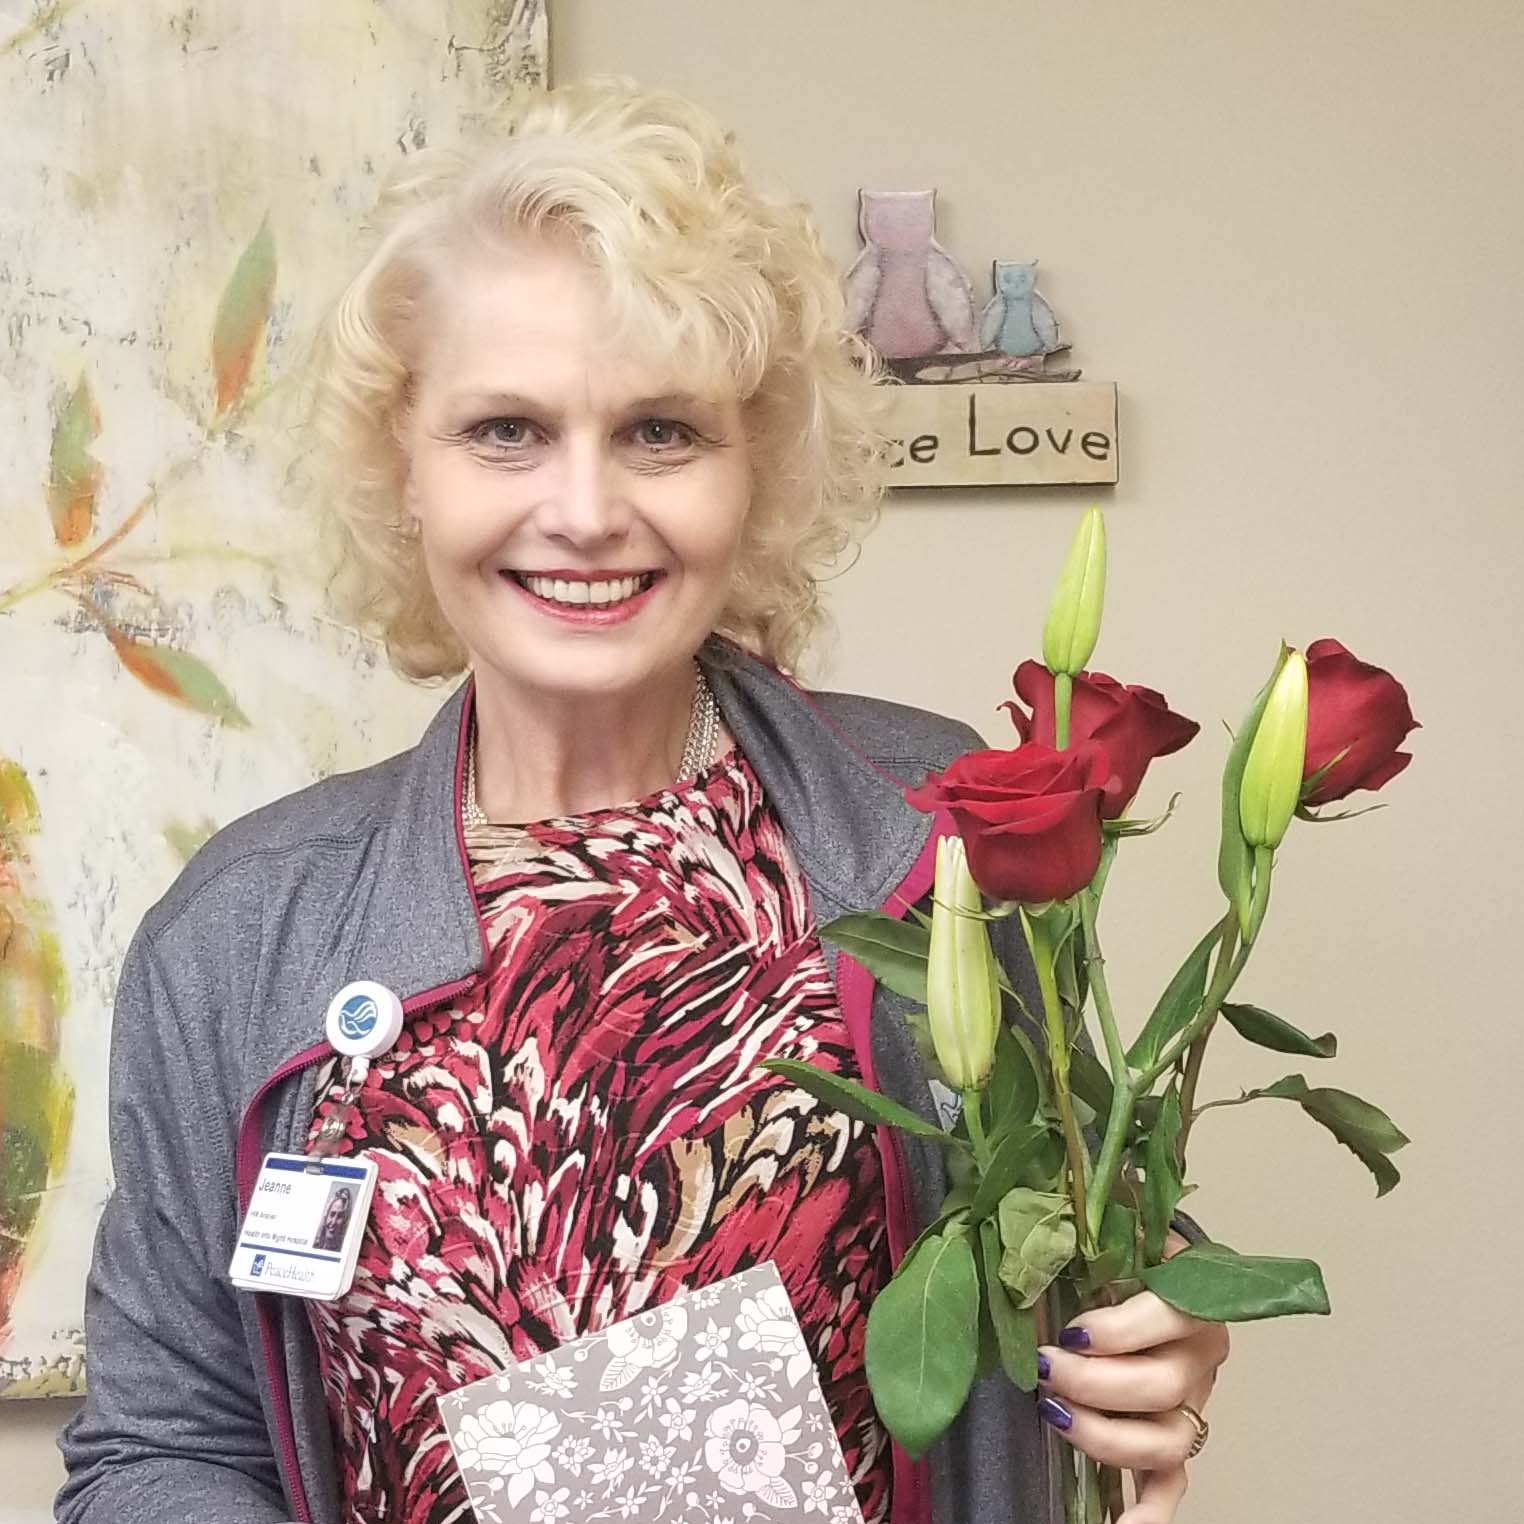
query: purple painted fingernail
1036 1352 1051 1381
1037 1396 1073 1432
1059 1325 1091 1351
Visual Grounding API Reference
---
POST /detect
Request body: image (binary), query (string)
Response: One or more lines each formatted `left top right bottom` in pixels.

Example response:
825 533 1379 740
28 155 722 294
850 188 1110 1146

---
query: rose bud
905 743 1109 904
1240 650 1309 849
1042 507 1107 677
926 836 1001 1091
1302 639 1419 804
1002 660 1199 819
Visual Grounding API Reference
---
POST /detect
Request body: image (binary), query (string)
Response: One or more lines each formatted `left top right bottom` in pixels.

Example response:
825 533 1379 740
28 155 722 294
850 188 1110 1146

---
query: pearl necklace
462 664 720 829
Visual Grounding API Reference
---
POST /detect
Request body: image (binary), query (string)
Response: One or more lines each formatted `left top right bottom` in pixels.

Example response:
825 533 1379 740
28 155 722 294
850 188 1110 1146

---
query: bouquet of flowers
767 509 1415 1522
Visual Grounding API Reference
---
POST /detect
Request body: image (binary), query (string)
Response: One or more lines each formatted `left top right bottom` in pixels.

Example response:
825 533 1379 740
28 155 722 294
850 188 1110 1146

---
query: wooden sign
884 381 1118 489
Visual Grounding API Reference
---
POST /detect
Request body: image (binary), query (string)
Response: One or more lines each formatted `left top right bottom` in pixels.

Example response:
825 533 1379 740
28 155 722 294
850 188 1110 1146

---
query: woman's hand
1035 1233 1230 1524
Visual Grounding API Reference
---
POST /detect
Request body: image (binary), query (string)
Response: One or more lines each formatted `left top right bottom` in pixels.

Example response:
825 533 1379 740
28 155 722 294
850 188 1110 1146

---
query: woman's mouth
503 569 664 625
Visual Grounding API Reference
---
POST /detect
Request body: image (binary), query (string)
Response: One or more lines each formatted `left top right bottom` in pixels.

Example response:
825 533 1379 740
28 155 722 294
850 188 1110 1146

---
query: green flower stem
1139 915 1250 1091
1024 910 1093 1257
1054 672 1073 749
1175 863 1269 1161
1080 885 1137 1235
1099 1465 1126 1521
1245 844 1275 945
1174 1019 1215 1167
963 1087 991 1166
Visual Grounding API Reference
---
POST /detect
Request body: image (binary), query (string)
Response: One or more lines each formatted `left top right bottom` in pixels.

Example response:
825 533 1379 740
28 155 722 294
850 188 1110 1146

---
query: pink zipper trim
232 689 488 1522
234 973 480 1522
833 813 953 1524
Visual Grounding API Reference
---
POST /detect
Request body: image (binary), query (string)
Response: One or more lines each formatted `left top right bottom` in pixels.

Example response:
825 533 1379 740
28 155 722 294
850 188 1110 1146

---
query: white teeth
520 573 650 607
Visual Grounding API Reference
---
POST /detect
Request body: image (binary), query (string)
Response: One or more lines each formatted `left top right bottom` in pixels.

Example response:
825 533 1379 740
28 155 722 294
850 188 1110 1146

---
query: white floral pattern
702 1399 795 1505
736 1284 814 1388
451 1401 561 1509
439 1266 865 1523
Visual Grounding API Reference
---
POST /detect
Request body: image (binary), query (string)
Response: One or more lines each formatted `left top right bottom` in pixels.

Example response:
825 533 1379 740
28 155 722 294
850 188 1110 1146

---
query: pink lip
501 569 665 628
509 568 663 580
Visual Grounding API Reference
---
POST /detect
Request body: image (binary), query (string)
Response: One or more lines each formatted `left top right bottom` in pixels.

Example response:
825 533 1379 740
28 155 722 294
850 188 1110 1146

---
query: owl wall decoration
844 189 1117 488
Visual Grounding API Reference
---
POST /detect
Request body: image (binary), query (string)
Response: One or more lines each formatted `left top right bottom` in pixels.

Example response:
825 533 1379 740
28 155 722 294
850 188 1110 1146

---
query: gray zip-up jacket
56 642 1061 1524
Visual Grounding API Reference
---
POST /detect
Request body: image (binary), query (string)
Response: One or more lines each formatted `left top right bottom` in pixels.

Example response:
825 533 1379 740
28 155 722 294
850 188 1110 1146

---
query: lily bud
1042 507 1107 677
1239 650 1309 849
927 835 1002 1092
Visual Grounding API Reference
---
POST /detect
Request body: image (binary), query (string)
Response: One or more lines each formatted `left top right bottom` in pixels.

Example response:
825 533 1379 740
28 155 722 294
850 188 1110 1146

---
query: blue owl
979 260 1064 359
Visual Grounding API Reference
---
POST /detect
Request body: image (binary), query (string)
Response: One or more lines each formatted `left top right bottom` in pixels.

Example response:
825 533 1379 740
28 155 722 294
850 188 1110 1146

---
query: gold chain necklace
462 664 719 829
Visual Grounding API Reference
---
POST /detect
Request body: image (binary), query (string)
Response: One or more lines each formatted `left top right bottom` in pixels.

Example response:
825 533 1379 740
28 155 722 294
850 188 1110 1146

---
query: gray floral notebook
438 1263 867 1524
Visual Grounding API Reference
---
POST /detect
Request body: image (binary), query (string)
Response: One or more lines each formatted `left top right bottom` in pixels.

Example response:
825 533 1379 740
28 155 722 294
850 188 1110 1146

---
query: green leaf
213 215 277 416
1220 1003 1337 1058
980 1216 1038 1390
996 1188 1077 1309
1218 650 1289 931
1018 1130 1067 1192
865 1227 980 1460
969 1124 1048 1223
1089 1200 1138 1284
47 374 100 548
986 1025 1042 1134
164 817 218 864
1142 1085 1184 1263
1125 926 1219 1071
819 912 930 1003
1141 1241 1330 1320
761 1058 955 1143
1252 1075 1408 1196
106 631 251 727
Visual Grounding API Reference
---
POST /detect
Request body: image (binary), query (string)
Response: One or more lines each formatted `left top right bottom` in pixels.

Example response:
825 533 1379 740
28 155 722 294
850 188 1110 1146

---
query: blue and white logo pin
324 980 404 1060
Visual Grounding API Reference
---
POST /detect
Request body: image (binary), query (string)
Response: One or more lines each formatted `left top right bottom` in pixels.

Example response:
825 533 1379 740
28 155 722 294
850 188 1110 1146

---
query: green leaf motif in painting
212 215 277 416
47 374 100 548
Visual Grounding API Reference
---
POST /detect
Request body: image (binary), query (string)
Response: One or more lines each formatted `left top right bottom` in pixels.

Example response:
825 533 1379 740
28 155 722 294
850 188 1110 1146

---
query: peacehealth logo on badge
338 992 379 1042
324 980 404 1060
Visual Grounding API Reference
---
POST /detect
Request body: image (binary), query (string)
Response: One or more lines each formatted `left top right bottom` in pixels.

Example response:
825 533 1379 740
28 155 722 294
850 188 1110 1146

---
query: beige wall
12 0 1523 1515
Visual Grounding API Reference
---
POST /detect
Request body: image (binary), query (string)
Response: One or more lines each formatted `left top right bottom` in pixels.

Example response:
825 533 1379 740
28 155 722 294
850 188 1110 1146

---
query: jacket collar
352 640 935 1005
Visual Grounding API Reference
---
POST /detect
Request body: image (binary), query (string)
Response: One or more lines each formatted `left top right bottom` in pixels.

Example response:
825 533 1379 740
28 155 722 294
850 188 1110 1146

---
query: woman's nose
536 441 632 547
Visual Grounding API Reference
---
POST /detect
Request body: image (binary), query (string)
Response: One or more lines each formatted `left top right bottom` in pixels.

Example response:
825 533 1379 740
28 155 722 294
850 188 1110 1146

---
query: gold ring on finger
1180 1404 1209 1460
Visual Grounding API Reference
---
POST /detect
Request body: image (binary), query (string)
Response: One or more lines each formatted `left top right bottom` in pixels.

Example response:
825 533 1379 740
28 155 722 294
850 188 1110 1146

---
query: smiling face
399 238 753 706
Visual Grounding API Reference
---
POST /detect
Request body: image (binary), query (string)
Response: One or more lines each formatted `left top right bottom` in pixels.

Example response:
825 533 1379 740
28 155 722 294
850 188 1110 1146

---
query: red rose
1302 639 1418 804
905 743 1109 904
1001 660 1200 820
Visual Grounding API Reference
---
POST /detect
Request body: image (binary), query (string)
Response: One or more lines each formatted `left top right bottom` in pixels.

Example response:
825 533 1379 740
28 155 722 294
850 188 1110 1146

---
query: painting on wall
0 0 548 1399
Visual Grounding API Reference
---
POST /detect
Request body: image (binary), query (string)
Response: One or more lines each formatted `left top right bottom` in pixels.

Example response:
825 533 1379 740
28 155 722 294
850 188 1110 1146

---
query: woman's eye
471 418 537 450
632 418 695 451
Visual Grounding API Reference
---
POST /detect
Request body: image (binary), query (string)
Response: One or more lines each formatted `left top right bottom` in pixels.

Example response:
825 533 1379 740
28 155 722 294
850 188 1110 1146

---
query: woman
57 80 1227 1524
312 1189 354 1255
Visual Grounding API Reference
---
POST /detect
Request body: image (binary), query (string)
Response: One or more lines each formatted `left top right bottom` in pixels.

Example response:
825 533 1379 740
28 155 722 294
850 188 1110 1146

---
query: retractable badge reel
227 981 403 1302
309 980 406 1156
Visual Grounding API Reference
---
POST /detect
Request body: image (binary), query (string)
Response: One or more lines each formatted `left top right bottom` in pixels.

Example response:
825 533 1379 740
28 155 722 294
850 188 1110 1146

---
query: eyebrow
442 389 723 418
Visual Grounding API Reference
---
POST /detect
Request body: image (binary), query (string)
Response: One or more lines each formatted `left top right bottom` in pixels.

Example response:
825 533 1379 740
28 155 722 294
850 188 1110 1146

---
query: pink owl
844 189 978 362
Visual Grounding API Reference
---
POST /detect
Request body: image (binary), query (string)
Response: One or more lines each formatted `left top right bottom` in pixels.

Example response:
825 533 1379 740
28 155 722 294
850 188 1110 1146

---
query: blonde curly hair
302 76 890 680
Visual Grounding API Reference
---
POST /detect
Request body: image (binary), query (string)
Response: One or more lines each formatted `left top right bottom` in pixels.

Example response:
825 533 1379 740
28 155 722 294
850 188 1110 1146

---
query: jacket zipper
233 973 479 1524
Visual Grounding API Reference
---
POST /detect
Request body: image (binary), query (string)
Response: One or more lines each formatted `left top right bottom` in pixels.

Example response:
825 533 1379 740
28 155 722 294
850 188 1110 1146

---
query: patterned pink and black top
306 747 894 1524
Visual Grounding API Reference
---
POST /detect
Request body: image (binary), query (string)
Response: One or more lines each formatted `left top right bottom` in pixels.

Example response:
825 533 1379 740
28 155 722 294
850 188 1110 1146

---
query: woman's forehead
412 238 748 410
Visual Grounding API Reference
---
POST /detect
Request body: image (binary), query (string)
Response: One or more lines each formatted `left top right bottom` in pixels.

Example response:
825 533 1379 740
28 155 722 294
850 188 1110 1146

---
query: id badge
229 1152 377 1301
